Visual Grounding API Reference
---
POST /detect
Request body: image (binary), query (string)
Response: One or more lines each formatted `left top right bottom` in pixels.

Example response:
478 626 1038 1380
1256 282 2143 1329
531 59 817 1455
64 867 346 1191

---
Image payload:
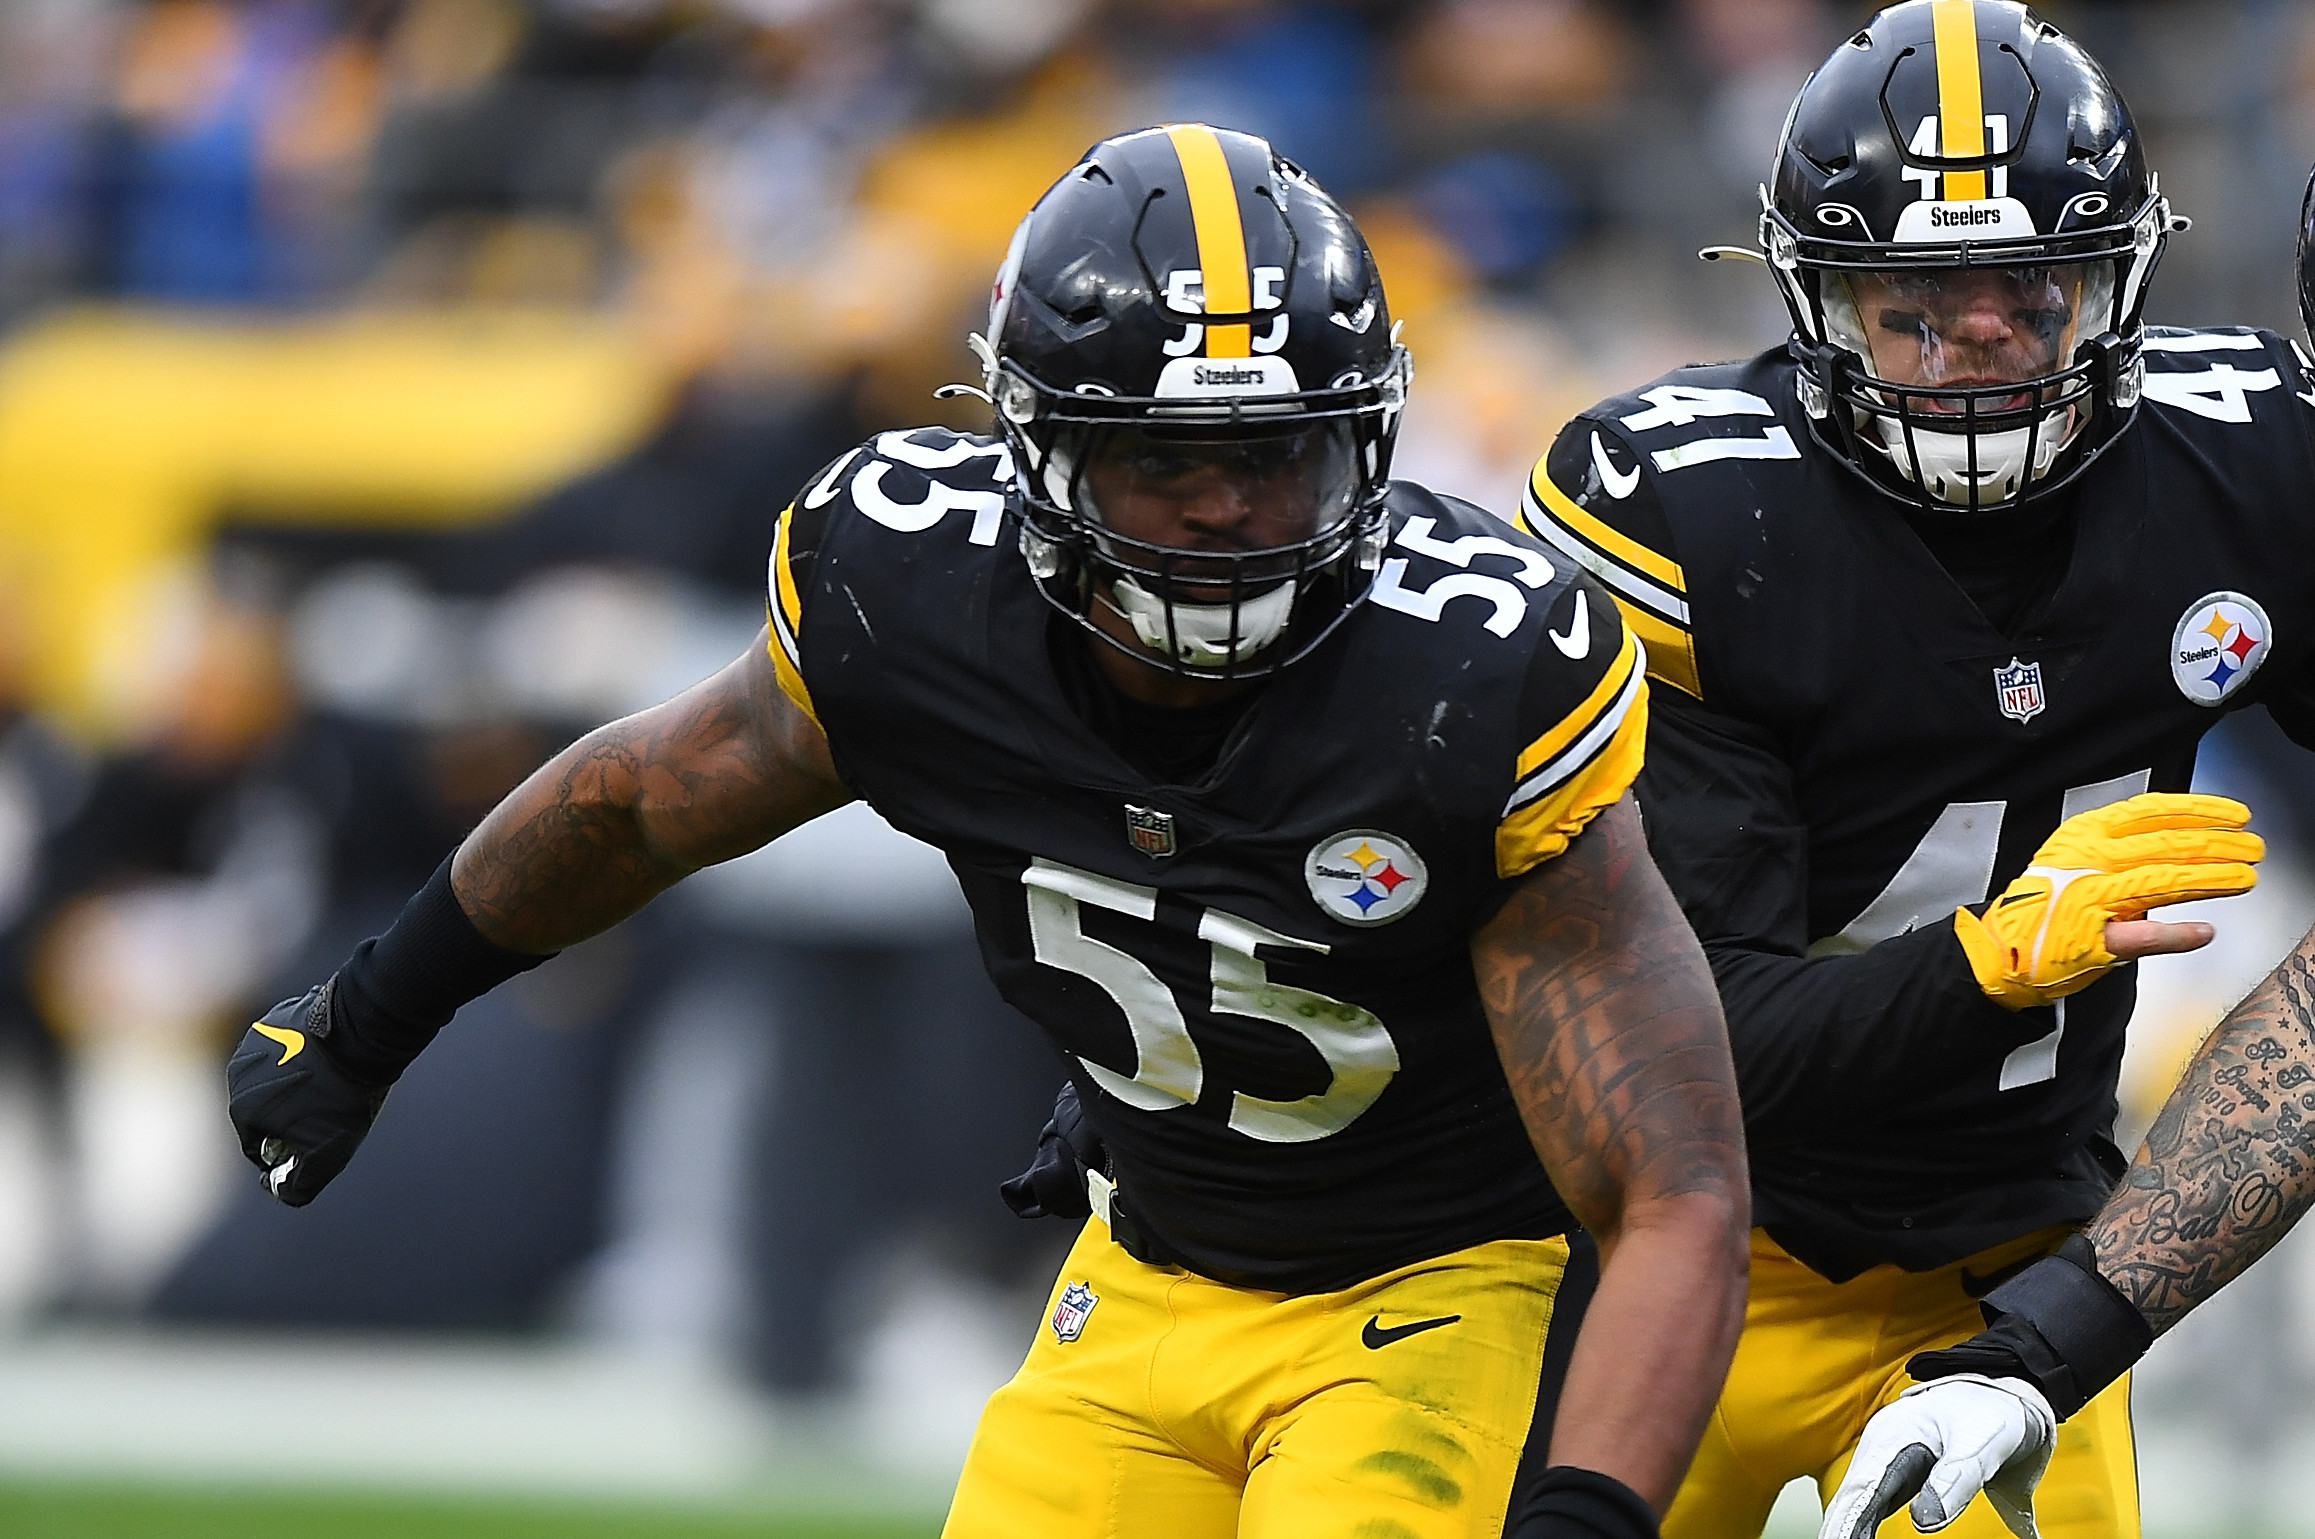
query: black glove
226 979 392 1207
224 855 556 1208
1000 1079 1105 1220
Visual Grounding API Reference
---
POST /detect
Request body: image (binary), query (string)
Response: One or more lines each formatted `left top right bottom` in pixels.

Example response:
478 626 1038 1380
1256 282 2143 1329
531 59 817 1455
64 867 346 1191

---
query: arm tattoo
2089 933 2315 1335
1471 797 1749 1235
453 632 850 953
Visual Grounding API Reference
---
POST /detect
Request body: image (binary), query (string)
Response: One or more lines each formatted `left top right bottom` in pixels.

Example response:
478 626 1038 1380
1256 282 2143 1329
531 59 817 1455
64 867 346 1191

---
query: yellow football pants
942 1217 1586 1539
1664 1227 2137 1539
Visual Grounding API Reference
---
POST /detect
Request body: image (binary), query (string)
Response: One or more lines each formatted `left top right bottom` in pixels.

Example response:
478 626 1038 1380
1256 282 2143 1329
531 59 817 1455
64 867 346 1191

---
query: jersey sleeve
1638 686 2040 1152
1517 417 1701 700
2261 334 2315 746
2267 670 2315 750
764 448 857 730
1495 575 1649 879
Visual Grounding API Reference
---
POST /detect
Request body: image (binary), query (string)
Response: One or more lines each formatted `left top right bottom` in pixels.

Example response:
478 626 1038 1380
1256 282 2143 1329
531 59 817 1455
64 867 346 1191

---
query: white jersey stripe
1521 488 1693 626
1503 651 1647 816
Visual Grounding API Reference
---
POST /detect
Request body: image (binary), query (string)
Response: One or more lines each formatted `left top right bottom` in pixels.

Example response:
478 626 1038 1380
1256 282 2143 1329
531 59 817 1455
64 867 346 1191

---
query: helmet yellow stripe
1932 0 1987 200
1165 123 1252 357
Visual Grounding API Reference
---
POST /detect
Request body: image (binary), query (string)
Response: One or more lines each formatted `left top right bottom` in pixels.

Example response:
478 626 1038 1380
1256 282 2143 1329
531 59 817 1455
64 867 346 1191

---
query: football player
1817 166 2315 1539
1515 3 2314 1537
225 125 1751 1539
1818 910 2315 1539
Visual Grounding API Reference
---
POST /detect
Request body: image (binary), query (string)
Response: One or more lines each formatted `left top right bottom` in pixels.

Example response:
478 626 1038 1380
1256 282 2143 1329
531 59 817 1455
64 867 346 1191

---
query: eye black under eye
1877 309 1929 339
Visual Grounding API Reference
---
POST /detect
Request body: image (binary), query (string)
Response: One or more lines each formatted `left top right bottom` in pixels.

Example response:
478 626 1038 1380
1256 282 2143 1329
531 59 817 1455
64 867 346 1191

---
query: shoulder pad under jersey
765 426 1015 724
1373 485 1649 877
2136 325 2309 433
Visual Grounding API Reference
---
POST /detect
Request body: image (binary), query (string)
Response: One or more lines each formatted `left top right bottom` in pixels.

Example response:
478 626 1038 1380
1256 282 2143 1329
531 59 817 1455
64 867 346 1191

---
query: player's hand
1818 1375 2056 1539
1953 793 2262 1010
225 980 391 1207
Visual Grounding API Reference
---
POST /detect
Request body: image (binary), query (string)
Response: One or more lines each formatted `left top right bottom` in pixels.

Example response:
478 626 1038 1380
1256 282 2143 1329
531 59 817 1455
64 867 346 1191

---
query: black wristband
1906 1235 2152 1419
1508 1466 1658 1539
326 855 556 1084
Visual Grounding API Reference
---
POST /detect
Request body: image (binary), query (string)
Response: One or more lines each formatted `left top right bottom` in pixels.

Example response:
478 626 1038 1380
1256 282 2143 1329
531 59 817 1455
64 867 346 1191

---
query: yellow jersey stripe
772 502 805 633
1527 464 1685 593
765 500 818 726
1519 484 1690 625
1515 625 1639 782
1166 123 1252 358
1619 603 1702 700
1509 643 1644 811
1933 0 1988 200
1496 686 1647 879
765 612 821 729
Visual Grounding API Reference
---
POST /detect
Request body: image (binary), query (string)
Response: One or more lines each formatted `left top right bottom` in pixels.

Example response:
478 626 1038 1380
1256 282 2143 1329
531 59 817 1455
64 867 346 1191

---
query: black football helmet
974 123 1410 680
1762 0 2177 514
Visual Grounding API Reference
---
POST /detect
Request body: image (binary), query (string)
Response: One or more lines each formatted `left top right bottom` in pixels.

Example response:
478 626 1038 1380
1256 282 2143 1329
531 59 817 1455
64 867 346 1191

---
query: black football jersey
1523 328 2315 1280
765 427 1647 1292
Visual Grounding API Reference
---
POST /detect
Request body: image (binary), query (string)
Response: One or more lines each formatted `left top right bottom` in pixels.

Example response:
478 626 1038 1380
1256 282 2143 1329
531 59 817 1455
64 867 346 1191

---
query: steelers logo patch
1305 830 1429 928
2171 591 2272 707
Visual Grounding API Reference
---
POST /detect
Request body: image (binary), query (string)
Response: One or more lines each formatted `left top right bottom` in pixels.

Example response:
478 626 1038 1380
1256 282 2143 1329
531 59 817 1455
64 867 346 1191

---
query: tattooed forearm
453 633 851 953
2088 929 2315 1336
1471 796 1749 1234
1472 794 1748 1508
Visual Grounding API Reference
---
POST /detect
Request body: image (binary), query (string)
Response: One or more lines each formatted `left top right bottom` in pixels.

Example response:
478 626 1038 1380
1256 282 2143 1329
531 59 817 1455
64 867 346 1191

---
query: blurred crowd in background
0 0 2313 1451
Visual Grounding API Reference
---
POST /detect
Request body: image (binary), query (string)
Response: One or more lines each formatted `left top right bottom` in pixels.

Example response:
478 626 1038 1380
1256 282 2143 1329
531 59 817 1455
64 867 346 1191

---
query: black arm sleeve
1637 687 2040 1153
1906 1234 2152 1419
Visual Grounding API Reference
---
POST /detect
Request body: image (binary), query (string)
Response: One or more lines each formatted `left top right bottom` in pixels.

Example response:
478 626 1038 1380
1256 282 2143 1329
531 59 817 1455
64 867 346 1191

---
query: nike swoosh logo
1958 1253 2044 1299
1361 1313 1461 1349
1548 588 1591 659
252 1022 305 1065
1591 430 1640 499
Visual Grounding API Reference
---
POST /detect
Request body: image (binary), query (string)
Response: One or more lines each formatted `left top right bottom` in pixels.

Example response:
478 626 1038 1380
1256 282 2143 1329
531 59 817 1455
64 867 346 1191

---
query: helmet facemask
981 124 1411 678
1001 347 1409 682
1062 420 1362 669
1817 260 2119 511
1759 1 2175 517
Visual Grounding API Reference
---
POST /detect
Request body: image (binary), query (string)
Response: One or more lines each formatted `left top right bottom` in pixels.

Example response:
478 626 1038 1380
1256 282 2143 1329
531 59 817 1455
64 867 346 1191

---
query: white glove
1817 1374 2057 1539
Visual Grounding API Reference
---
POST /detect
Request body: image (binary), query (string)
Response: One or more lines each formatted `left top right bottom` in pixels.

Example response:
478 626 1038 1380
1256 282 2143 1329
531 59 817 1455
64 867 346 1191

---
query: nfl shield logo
1050 1280 1098 1343
1124 805 1176 859
1993 657 2045 724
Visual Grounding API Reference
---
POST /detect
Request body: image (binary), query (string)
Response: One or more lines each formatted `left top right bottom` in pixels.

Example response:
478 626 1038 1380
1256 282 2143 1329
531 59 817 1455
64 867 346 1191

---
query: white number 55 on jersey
1022 858 1400 1143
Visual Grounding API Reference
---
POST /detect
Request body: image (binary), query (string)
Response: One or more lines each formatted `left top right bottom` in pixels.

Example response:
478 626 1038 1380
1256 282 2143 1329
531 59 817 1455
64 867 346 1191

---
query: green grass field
0 1483 941 1539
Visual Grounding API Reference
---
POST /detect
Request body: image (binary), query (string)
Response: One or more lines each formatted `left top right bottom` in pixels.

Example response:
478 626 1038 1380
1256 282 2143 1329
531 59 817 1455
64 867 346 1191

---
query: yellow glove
1954 793 2264 1010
